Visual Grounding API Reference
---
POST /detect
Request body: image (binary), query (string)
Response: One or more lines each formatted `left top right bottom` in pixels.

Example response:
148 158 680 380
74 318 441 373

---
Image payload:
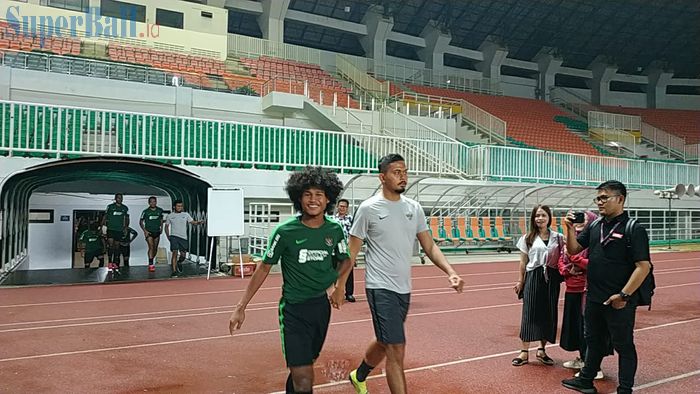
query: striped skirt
519 266 561 343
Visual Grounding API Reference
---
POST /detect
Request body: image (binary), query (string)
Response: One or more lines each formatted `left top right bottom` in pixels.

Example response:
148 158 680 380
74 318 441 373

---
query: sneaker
563 357 585 370
562 376 597 394
346 295 356 303
349 369 368 394
575 371 605 380
148 264 156 272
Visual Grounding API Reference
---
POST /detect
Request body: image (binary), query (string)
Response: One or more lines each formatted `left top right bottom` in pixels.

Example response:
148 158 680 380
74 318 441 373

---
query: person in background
102 193 128 272
562 181 651 394
512 205 563 367
140 196 164 272
334 198 356 302
559 211 607 380
79 221 106 269
117 224 139 269
164 200 203 277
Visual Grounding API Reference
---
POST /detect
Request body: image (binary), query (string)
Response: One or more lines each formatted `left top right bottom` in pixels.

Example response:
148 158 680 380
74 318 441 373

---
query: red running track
0 251 698 393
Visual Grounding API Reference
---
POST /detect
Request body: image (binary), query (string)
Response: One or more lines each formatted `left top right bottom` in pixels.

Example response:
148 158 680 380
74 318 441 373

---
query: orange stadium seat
405 84 601 156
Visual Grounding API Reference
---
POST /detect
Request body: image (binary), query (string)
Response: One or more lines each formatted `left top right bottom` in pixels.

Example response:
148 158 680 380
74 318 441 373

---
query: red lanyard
600 222 621 246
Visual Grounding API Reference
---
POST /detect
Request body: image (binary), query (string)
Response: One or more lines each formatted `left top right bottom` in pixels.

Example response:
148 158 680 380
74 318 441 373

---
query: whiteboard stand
205 235 247 280
206 187 246 281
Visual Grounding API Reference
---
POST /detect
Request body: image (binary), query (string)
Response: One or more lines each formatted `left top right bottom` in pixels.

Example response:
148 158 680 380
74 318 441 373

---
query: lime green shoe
349 369 368 394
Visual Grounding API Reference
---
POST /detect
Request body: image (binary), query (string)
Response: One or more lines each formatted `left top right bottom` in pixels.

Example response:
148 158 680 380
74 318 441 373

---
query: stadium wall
0 66 456 135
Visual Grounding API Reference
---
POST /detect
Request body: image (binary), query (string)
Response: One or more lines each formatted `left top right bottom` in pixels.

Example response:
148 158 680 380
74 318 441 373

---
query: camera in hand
573 212 585 224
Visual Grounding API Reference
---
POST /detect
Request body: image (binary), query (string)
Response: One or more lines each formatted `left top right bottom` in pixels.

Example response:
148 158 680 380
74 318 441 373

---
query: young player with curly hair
229 166 353 394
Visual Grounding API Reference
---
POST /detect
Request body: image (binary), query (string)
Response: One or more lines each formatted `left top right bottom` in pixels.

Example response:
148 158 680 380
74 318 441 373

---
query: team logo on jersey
266 234 280 258
405 212 413 220
298 249 329 263
325 237 333 246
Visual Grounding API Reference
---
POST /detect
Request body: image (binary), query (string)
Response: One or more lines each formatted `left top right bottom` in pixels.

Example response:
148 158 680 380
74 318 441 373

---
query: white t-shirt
165 212 194 240
350 194 428 294
516 230 563 272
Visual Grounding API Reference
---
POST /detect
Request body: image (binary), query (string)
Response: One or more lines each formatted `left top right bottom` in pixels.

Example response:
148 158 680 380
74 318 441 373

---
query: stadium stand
0 21 81 56
405 84 601 155
0 101 375 172
600 106 700 144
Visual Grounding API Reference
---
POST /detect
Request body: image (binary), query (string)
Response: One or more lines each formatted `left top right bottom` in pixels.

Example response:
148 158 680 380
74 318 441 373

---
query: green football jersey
105 203 128 231
79 230 104 254
140 207 164 233
263 216 349 304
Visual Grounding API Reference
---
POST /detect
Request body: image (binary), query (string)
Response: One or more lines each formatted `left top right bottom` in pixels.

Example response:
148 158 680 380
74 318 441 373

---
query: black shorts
107 230 122 241
169 236 188 252
147 231 161 239
120 243 131 258
84 252 104 266
366 288 411 345
279 295 331 367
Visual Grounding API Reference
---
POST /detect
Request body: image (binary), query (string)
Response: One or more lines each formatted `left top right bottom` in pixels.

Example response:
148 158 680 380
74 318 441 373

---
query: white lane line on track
1 263 695 309
269 317 700 393
1 280 697 333
2 284 699 363
0 284 516 333
632 369 700 391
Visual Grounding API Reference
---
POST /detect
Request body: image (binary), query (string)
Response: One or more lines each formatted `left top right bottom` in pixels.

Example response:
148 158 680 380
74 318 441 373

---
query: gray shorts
169 236 188 252
366 288 411 344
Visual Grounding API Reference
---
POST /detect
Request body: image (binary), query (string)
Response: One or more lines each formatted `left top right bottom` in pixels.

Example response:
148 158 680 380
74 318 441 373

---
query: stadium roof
227 0 700 78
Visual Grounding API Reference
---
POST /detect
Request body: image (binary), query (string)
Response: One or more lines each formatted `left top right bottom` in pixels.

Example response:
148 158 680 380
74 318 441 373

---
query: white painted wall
501 76 537 99
664 95 700 110
607 91 647 108
25 192 171 270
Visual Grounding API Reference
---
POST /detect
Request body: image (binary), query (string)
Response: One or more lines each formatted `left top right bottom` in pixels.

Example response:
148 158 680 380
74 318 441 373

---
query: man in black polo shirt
561 180 651 394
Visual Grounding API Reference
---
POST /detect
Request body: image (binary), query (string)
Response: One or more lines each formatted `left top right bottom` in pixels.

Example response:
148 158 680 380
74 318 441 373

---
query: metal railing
685 144 700 162
588 111 642 132
370 60 500 95
588 128 638 156
260 76 358 109
2 99 696 188
336 55 389 99
228 33 321 66
379 106 472 177
460 100 507 144
334 105 374 135
641 122 687 160
387 92 455 119
0 100 469 177
550 88 694 162
549 87 597 119
471 145 699 188
0 49 242 93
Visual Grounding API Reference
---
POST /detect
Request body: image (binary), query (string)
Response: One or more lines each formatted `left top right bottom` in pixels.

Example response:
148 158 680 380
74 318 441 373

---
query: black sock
356 360 374 382
285 373 294 394
148 258 153 264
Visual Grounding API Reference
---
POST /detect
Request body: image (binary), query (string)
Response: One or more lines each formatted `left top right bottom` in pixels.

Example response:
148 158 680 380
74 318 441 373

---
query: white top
165 212 194 240
516 230 563 272
350 194 428 294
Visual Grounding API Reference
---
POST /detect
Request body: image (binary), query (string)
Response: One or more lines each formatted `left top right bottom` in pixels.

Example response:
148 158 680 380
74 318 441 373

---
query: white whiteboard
207 188 244 236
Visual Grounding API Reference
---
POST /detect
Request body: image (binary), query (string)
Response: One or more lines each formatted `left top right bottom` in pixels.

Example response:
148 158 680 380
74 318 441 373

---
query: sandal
536 348 554 365
511 350 529 366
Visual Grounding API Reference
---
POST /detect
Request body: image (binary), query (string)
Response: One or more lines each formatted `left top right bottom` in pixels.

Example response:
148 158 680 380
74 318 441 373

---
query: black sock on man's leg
285 373 294 394
356 360 374 381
